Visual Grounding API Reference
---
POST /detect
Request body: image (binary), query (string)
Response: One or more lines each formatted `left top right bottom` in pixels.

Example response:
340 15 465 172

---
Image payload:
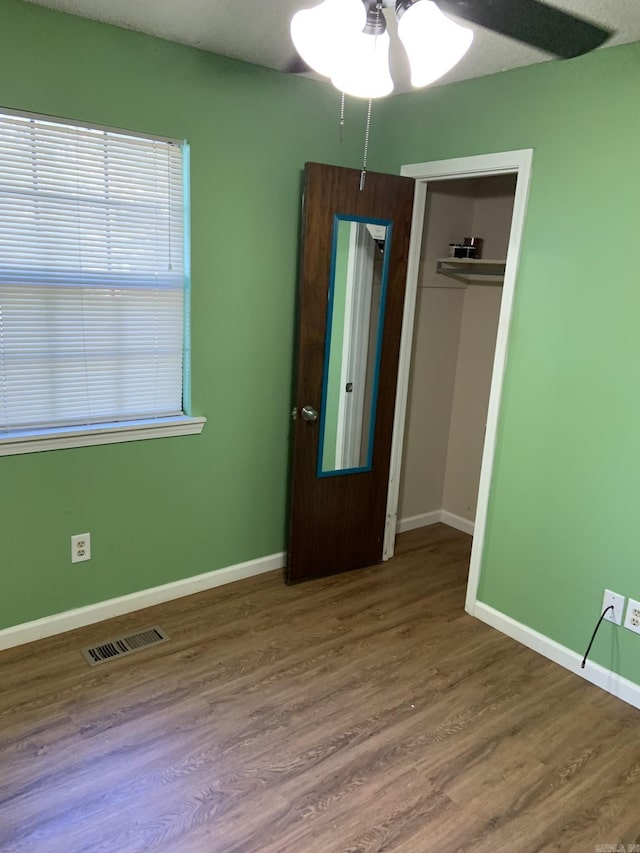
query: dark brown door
287 163 415 583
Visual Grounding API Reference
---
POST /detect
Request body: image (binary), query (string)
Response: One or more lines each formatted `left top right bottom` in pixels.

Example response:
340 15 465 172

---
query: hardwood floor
1 524 639 852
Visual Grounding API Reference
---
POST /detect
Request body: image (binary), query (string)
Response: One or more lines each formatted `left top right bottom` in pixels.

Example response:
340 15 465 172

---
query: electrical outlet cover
602 589 624 625
623 597 640 635
71 532 91 563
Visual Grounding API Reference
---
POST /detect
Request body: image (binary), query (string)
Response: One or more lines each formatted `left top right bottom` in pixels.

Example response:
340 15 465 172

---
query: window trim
0 416 206 456
0 106 203 454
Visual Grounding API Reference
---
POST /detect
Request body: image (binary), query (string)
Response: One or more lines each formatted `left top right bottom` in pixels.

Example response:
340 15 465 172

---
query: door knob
300 405 318 422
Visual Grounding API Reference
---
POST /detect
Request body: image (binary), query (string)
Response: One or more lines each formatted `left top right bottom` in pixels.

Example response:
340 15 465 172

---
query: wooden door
287 163 415 583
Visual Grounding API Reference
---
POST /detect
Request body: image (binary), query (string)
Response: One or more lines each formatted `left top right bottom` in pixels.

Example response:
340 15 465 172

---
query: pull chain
359 98 373 192
339 92 345 143
360 2 381 192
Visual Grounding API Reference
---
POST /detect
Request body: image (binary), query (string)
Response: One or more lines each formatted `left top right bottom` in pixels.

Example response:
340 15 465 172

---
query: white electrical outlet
71 532 91 563
602 589 625 625
624 598 640 635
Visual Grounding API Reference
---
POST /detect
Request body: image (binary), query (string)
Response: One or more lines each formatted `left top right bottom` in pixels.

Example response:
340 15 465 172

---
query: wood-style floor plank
1 524 639 852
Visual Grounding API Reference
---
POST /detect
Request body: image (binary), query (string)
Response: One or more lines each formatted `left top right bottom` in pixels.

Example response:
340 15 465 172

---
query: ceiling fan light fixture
331 9 393 101
396 0 473 88
290 0 367 79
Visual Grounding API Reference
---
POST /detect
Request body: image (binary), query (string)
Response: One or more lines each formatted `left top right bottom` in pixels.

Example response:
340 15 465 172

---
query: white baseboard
0 551 286 653
439 511 475 535
471 601 640 711
396 511 442 533
396 509 474 535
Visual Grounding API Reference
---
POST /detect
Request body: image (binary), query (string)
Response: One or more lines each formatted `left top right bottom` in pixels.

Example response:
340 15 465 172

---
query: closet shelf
436 258 506 283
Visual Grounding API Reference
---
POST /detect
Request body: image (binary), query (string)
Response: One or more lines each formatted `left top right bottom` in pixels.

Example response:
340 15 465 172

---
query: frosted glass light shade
290 0 367 79
332 29 393 99
397 0 473 88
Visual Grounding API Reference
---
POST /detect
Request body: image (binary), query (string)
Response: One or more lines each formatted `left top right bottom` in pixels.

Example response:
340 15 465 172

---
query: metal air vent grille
81 626 169 666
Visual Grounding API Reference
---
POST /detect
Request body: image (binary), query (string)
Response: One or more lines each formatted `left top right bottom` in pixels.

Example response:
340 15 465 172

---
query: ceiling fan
289 0 612 98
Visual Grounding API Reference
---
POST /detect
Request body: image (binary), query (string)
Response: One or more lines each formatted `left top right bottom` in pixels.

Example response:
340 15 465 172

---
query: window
0 110 204 454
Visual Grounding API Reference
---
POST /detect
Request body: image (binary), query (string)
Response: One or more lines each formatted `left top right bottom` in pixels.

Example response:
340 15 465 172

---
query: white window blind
0 112 186 432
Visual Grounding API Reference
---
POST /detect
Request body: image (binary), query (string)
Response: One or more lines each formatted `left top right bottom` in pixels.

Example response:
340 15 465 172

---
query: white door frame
382 149 534 615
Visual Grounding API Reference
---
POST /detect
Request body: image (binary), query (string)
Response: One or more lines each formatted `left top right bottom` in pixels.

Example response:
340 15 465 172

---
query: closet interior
397 173 517 538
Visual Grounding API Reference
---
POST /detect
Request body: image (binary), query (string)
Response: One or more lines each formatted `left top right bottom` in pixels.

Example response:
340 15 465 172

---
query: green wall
3 0 640 690
0 0 369 628
377 42 640 683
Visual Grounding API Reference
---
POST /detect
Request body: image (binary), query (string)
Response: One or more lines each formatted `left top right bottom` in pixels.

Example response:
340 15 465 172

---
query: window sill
0 416 207 456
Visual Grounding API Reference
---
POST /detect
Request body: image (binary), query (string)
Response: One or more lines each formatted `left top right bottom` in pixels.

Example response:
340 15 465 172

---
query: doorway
382 151 533 613
399 173 516 532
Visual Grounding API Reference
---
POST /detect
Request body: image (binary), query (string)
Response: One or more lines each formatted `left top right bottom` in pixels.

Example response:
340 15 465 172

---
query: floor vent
81 626 169 666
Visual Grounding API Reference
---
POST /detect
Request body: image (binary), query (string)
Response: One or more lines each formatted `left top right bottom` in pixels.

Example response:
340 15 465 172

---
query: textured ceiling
21 0 640 95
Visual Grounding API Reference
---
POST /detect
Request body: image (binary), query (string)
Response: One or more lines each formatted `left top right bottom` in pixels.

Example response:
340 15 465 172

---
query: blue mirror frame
317 213 393 478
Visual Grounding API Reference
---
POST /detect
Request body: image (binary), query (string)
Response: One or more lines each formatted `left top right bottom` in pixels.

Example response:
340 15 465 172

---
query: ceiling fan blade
435 0 612 59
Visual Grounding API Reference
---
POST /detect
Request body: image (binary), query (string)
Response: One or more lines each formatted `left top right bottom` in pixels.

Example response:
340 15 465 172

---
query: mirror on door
318 214 392 477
